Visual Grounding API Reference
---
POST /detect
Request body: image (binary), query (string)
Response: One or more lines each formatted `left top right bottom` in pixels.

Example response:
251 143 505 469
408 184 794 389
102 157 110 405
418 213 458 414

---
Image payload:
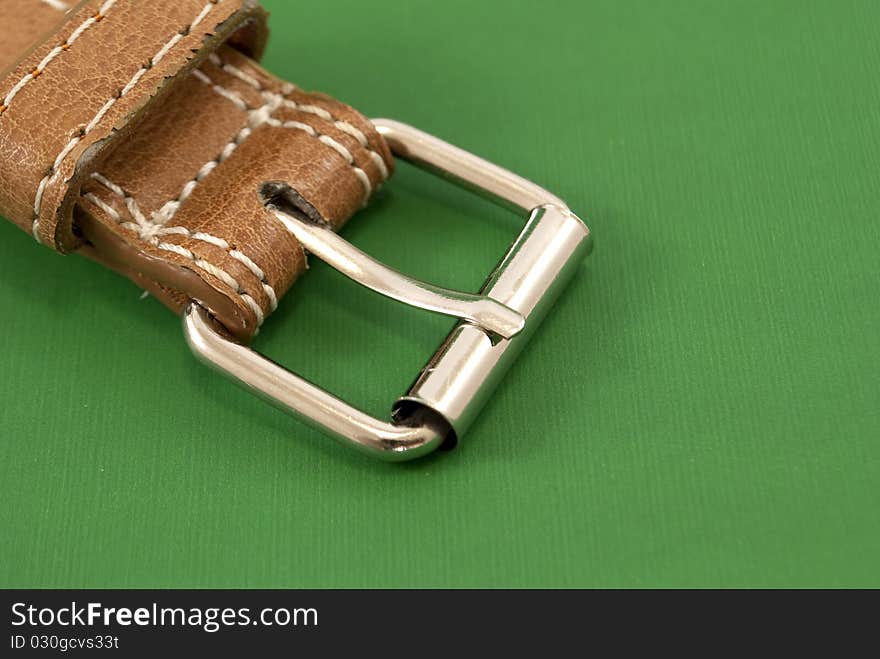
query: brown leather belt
0 0 592 460
0 0 391 339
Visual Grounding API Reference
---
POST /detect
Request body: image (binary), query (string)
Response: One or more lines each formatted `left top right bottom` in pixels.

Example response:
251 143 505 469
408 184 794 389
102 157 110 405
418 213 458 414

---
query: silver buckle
183 119 592 461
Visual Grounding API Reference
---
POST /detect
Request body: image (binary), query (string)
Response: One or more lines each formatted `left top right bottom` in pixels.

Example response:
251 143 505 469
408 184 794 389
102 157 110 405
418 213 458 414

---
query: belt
0 0 592 460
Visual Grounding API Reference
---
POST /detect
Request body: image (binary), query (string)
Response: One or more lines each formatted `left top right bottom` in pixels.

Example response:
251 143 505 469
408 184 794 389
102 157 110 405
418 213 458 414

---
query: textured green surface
1 0 879 587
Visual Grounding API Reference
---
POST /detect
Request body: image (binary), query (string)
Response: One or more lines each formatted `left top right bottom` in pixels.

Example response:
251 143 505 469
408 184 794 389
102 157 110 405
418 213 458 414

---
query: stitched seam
125 60 385 233
151 70 281 225
39 0 70 12
85 175 277 322
31 0 224 243
184 68 374 217
88 174 278 314
264 116 373 198
208 53 390 181
1 1 118 117
275 98 390 182
153 66 374 226
83 191 266 324
197 67 376 194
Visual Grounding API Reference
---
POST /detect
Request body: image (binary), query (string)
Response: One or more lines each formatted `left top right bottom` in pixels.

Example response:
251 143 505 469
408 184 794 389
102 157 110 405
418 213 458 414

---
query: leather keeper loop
0 0 268 251
0 1 394 340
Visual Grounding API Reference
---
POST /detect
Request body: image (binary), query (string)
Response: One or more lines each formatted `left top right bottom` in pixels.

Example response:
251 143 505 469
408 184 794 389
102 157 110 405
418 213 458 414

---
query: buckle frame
183 119 592 460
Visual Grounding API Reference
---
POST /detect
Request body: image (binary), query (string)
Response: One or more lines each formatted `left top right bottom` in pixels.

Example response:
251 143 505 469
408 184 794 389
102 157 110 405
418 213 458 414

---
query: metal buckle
183 119 592 460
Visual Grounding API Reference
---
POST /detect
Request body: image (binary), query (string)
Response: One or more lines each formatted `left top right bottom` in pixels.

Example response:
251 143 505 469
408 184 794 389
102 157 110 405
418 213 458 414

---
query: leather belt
0 0 390 339
1 0 592 460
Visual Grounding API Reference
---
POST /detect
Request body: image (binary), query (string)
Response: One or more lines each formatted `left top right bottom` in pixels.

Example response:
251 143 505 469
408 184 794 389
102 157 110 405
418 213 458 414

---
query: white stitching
151 81 281 225
276 99 389 181
85 173 277 320
192 69 375 208
208 52 390 181
262 117 373 195
91 172 150 228
148 60 387 230
160 66 376 226
104 63 379 318
39 0 70 12
84 190 267 324
206 53 268 91
191 69 248 111
1 1 118 117
88 175 278 313
32 0 223 243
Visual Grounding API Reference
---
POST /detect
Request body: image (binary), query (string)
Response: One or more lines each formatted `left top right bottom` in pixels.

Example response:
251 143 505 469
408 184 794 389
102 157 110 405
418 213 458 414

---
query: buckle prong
183 119 592 460
267 205 525 340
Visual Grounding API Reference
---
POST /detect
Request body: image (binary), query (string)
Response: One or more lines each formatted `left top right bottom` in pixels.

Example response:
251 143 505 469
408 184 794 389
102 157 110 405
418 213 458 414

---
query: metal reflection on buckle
182 119 592 461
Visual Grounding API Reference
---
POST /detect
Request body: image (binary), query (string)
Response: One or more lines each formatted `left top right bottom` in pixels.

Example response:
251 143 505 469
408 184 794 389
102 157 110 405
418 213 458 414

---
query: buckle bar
183 119 592 461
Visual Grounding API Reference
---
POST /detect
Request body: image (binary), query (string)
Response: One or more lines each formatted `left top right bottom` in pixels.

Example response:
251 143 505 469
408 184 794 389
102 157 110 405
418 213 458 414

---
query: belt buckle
183 119 593 460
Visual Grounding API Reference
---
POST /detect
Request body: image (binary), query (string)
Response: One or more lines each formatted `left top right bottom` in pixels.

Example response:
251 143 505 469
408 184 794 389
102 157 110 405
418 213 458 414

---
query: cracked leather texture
0 0 392 339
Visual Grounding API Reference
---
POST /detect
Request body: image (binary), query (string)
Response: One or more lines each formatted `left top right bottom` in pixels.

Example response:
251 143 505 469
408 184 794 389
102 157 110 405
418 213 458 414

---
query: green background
1 0 878 587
